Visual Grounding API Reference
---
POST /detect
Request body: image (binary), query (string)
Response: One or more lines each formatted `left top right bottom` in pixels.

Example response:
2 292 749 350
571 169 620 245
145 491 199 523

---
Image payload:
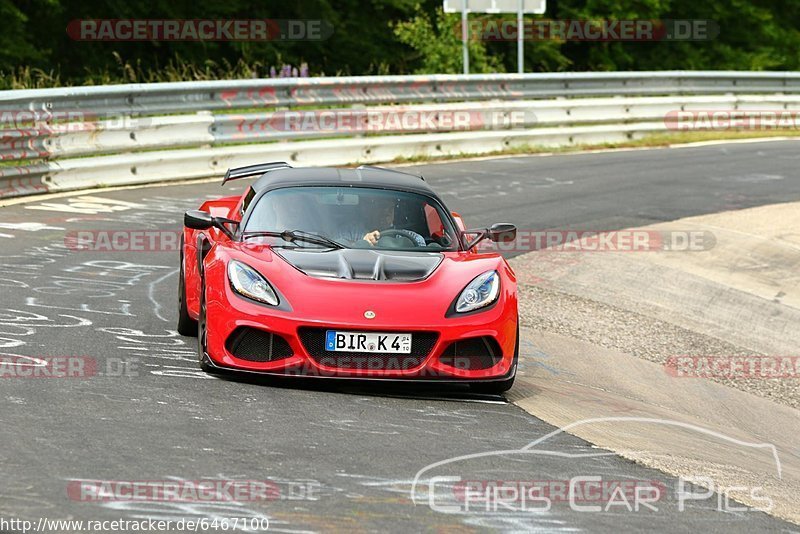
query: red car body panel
184 195 241 318
181 171 518 383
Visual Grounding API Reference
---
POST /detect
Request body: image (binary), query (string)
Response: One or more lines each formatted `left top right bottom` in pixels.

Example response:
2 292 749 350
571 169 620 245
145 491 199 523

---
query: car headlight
456 270 500 313
228 260 279 306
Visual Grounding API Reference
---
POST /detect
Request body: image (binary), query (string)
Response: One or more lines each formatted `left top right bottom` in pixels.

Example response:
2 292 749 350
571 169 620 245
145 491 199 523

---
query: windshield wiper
241 229 346 250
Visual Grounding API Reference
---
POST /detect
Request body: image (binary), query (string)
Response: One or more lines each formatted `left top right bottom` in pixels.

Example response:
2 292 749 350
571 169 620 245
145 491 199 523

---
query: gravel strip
513 280 800 411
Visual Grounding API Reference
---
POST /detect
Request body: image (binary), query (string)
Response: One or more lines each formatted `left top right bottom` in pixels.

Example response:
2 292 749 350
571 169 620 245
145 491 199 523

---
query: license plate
325 331 412 354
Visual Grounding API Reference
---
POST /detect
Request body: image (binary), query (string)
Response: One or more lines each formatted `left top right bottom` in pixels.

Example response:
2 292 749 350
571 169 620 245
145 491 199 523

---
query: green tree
394 6 504 74
0 0 54 71
551 0 800 71
3 0 800 88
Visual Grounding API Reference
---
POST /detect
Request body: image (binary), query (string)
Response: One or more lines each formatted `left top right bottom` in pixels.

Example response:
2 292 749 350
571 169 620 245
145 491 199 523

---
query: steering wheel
377 229 426 247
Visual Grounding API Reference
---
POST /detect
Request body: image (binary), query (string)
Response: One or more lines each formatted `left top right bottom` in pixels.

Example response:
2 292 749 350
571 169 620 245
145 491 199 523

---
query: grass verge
387 129 800 164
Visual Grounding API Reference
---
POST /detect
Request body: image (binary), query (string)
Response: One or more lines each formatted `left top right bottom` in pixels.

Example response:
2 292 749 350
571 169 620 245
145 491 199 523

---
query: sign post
444 0 546 74
517 0 524 73
462 2 469 74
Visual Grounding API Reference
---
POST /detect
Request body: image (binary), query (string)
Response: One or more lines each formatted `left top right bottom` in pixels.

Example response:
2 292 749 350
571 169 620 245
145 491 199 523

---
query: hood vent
275 248 442 282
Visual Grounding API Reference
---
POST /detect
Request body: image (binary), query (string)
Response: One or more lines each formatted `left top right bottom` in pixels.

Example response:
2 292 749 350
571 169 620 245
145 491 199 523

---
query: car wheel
470 322 519 395
196 277 216 374
177 236 198 337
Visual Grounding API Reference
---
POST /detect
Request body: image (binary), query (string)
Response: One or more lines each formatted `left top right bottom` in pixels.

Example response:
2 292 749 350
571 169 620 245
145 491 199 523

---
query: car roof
251 166 440 198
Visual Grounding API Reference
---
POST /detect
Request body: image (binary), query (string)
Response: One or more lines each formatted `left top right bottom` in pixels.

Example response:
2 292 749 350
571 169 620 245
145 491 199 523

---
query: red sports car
178 163 518 393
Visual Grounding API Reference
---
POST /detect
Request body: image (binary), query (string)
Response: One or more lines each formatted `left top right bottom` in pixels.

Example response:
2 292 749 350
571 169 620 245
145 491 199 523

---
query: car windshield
243 186 460 251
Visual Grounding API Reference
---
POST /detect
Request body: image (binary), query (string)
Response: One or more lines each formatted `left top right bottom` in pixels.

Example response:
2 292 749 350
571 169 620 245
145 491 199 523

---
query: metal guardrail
2 71 800 200
4 71 800 115
8 94 800 161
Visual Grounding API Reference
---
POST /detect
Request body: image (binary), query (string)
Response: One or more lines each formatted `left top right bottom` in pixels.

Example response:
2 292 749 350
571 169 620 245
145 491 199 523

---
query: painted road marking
25 196 144 214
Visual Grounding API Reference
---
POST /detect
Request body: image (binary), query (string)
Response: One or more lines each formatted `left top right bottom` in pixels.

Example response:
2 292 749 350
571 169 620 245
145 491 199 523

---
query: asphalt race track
2 140 800 532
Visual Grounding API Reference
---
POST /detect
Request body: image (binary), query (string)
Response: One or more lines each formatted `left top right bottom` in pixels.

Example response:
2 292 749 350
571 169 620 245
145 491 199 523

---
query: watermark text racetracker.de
63 229 716 253
0 356 138 379
0 110 147 131
67 19 333 41
665 110 800 130
67 478 319 502
665 355 800 379
225 108 535 137
477 229 715 253
65 230 182 252
458 19 718 42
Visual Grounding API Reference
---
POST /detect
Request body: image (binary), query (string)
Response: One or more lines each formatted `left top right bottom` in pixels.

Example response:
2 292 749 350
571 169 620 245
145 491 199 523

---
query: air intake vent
439 337 502 370
225 327 293 362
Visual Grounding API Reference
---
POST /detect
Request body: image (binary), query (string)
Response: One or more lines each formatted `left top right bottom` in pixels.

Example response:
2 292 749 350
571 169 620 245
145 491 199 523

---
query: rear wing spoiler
222 162 292 185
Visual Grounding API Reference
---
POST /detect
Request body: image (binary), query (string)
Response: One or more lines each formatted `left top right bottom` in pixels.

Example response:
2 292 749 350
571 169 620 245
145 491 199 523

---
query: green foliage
552 0 800 71
1 0 799 88
394 7 503 74
0 0 51 68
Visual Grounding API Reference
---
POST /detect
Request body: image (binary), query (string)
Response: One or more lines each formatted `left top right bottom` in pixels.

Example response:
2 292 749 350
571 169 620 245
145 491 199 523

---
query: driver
328 195 426 248
360 196 395 245
328 196 394 246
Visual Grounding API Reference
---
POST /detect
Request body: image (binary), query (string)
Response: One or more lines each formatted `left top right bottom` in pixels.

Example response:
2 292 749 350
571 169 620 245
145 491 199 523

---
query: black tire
196 277 216 374
470 322 519 395
177 236 198 337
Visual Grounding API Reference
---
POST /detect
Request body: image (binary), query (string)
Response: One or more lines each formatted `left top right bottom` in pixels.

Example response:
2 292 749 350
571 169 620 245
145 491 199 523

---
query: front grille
225 327 294 362
439 337 502 370
298 328 438 370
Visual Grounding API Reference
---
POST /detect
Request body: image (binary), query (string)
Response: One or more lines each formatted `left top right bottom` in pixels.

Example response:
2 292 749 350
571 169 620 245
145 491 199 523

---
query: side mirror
463 223 518 249
184 210 214 230
488 223 517 243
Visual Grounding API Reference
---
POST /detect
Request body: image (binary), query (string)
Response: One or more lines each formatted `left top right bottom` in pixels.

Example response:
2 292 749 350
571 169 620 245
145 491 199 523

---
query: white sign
443 0 546 14
444 0 546 74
